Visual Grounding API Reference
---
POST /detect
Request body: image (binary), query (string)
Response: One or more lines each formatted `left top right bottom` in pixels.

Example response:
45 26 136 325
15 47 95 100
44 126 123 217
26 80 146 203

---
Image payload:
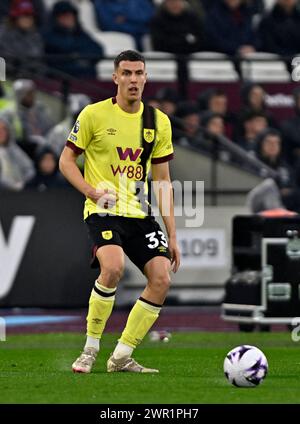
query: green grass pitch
0 331 299 404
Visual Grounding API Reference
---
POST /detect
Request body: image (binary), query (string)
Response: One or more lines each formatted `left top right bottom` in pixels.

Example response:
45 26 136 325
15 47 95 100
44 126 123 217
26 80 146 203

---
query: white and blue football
224 345 268 387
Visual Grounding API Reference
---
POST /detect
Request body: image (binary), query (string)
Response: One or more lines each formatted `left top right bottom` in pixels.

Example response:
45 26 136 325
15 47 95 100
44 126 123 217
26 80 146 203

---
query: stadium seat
191 52 228 59
241 52 290 82
91 32 136 56
43 0 60 9
141 52 177 81
263 0 276 10
75 0 100 35
189 52 239 82
63 1 136 56
96 60 114 80
141 34 153 52
96 53 177 81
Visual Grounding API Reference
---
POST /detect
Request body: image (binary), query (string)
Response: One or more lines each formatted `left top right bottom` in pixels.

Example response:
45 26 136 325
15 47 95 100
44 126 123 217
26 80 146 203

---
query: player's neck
116 95 141 114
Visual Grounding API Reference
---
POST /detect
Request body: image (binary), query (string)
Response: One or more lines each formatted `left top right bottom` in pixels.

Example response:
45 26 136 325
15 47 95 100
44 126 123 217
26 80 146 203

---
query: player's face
113 61 147 103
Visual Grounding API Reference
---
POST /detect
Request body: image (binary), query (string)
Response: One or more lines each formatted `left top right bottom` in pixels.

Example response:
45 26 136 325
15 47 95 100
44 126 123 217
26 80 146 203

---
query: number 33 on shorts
146 231 168 249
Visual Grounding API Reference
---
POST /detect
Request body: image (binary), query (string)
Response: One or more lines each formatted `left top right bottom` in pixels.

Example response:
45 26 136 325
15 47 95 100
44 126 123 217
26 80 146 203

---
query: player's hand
168 237 180 273
85 186 118 208
98 188 119 209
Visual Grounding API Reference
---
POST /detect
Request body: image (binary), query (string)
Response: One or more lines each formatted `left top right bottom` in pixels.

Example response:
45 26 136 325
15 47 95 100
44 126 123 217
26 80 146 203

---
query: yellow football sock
119 297 162 348
86 280 116 339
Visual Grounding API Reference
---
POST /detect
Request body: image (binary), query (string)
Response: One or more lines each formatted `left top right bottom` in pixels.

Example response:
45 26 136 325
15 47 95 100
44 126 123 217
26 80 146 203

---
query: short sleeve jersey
66 97 174 219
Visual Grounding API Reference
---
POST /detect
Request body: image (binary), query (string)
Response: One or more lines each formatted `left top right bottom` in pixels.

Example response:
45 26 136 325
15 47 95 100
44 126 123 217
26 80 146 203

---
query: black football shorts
85 213 171 273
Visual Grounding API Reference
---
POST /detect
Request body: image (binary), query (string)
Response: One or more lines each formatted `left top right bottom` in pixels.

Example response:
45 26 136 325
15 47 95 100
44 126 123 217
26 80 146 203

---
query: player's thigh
85 213 124 270
96 245 125 280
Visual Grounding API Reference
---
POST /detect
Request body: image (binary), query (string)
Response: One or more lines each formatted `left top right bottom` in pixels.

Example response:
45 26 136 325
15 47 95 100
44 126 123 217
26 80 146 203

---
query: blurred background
1 0 300 333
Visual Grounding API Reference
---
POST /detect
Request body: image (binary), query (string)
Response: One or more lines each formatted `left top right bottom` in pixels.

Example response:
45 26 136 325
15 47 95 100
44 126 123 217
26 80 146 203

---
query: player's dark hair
114 50 145 69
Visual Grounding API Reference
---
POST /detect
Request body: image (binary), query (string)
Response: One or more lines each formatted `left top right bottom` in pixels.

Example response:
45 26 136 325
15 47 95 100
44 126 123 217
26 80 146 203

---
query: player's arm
151 161 180 272
59 146 113 204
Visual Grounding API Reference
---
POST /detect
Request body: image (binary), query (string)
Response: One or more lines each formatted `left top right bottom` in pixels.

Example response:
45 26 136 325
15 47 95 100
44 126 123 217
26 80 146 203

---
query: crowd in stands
1 0 300 77
1 0 300 212
0 79 89 191
1 74 300 212
147 82 300 212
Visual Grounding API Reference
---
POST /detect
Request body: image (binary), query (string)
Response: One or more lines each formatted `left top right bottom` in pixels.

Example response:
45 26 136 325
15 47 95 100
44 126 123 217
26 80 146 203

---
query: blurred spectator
47 93 91 156
0 0 44 77
0 115 34 190
0 0 47 28
236 82 277 138
246 178 286 213
154 87 179 116
201 0 265 14
150 0 204 54
93 0 155 51
244 0 265 14
186 0 205 19
204 0 258 56
174 103 232 162
255 128 291 185
200 110 232 161
202 111 225 137
200 0 218 12
199 110 224 143
197 88 236 138
206 89 228 116
258 0 300 56
241 82 266 112
281 87 300 165
145 96 161 109
0 83 23 140
0 83 16 117
236 110 269 153
173 101 201 145
25 146 67 190
254 128 300 210
13 79 53 157
44 1 104 78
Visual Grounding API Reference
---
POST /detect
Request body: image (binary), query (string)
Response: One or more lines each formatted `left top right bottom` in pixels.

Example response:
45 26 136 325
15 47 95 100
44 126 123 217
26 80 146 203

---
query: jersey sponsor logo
110 164 143 179
73 120 80 133
143 129 155 143
116 147 143 162
106 128 117 135
102 230 113 240
112 147 144 179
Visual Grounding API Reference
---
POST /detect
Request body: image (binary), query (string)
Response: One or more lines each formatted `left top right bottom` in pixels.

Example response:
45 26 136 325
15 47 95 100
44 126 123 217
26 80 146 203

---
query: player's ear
112 72 118 85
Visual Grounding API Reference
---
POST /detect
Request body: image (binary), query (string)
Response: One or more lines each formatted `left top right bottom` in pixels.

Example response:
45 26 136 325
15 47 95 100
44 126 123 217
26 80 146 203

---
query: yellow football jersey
67 97 174 219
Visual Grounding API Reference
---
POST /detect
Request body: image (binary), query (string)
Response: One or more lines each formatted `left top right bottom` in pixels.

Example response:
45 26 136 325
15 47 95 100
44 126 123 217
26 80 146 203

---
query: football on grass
223 345 268 387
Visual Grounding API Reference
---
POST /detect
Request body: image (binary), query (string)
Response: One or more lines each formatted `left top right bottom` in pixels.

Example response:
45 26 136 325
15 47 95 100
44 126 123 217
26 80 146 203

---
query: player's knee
149 273 171 294
101 265 124 286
